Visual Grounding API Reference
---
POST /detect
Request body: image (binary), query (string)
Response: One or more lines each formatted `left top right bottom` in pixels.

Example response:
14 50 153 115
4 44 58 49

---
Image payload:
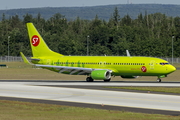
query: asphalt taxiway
0 80 180 116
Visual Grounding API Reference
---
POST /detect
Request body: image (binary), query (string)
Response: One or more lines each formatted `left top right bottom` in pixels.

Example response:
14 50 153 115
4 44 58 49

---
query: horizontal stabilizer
31 58 40 61
20 52 33 65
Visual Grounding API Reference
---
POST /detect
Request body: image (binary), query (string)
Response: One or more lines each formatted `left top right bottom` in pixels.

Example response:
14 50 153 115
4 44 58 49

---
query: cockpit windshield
160 63 170 65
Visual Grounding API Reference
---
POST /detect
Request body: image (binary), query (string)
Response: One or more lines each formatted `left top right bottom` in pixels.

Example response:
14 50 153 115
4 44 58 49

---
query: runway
0 80 180 115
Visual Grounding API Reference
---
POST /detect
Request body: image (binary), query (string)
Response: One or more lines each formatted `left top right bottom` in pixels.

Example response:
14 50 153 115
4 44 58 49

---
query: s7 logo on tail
32 35 40 46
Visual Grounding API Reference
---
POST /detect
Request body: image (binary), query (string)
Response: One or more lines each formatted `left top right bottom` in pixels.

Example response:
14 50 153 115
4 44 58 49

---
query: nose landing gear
157 78 161 82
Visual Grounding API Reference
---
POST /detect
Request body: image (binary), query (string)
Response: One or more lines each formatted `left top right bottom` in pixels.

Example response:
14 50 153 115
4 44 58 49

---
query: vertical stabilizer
27 23 63 57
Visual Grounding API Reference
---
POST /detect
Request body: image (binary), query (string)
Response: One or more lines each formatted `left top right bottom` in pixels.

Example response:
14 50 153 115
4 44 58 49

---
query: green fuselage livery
20 23 176 82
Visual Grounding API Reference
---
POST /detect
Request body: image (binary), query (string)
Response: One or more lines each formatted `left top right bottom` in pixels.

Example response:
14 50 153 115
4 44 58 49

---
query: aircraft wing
35 64 111 75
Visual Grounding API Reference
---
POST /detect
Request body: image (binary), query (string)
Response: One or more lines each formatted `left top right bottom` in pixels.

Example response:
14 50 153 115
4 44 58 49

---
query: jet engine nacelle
121 76 139 79
91 70 111 80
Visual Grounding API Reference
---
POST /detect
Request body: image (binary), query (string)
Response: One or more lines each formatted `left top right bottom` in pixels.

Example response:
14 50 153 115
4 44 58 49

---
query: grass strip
106 87 180 94
0 100 179 120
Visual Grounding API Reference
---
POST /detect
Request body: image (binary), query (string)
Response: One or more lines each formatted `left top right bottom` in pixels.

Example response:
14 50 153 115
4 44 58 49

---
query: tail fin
27 23 63 57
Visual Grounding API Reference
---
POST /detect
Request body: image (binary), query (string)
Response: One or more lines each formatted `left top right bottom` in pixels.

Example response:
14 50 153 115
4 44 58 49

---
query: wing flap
35 64 93 75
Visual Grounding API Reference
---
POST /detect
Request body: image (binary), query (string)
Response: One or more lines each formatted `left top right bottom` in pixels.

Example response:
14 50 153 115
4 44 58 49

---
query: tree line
0 7 180 57
2 4 180 21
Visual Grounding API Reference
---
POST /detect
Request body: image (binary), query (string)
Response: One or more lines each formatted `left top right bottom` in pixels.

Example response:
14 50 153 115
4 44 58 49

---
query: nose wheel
157 78 161 82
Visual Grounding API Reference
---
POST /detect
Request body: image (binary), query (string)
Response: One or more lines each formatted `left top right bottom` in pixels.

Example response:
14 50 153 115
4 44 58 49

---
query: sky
1 0 180 10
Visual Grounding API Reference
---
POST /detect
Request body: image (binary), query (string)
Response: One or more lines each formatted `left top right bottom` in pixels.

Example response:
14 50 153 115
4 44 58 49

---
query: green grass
106 87 180 94
0 62 86 80
0 100 179 120
173 63 180 68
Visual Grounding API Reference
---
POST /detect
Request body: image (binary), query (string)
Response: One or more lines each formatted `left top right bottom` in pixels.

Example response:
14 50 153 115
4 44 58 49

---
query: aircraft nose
168 65 176 73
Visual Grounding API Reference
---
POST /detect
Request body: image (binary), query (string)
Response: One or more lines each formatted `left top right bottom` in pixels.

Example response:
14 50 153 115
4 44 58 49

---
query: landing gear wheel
104 78 111 82
86 77 94 82
157 78 161 82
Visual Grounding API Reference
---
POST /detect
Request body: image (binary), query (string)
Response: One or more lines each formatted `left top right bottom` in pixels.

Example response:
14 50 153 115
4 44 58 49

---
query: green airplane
20 23 176 82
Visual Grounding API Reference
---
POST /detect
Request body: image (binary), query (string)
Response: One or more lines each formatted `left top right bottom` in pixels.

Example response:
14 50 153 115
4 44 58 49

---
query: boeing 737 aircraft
21 23 176 82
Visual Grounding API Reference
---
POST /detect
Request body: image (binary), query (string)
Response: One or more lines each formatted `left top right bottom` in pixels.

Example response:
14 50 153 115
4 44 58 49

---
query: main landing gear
104 79 111 82
86 77 94 82
157 78 162 82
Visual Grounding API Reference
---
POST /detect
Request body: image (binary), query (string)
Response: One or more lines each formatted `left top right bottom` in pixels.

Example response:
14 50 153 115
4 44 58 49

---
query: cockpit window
160 63 170 65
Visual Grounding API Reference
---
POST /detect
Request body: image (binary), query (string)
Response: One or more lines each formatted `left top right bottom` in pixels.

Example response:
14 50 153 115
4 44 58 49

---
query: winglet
126 50 131 56
20 52 32 65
